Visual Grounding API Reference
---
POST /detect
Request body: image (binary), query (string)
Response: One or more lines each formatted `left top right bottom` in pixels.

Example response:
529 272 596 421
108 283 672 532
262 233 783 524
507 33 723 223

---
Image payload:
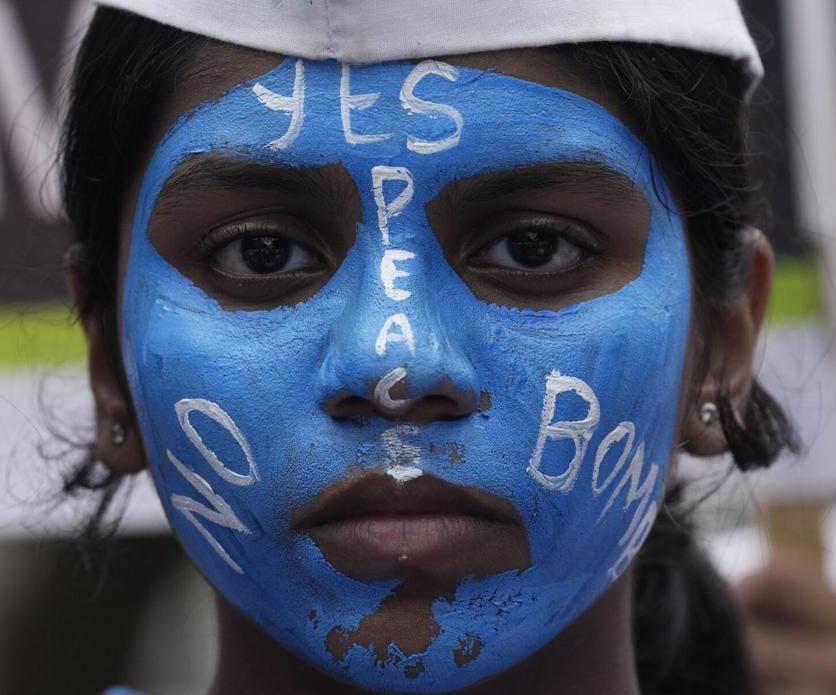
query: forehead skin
156 45 630 143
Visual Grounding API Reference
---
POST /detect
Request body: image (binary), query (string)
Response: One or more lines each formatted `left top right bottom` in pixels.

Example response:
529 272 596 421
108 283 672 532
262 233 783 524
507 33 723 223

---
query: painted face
121 58 690 691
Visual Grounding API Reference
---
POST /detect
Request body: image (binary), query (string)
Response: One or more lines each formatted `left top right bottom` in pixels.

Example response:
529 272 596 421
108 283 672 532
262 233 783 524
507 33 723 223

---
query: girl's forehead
153 44 626 145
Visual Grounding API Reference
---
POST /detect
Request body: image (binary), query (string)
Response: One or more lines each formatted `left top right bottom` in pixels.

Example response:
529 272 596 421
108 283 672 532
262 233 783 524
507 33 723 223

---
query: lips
292 472 530 581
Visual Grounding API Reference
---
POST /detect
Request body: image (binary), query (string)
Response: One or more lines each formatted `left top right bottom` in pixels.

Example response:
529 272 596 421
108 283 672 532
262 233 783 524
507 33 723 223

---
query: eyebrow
436 161 645 207
154 156 645 215
153 154 358 213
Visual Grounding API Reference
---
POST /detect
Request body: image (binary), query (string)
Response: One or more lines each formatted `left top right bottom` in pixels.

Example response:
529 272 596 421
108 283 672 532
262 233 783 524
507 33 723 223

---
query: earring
699 402 719 426
111 421 127 447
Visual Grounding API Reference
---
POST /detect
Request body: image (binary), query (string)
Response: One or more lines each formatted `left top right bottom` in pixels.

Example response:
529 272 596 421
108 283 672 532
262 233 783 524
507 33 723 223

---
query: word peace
254 59 465 421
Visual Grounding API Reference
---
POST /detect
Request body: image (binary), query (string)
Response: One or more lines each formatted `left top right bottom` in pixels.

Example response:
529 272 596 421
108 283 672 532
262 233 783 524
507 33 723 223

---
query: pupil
241 236 290 273
507 229 557 267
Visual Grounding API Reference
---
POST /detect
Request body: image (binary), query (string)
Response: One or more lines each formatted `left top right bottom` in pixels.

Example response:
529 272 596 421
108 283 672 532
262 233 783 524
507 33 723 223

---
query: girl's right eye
212 234 318 277
204 219 324 279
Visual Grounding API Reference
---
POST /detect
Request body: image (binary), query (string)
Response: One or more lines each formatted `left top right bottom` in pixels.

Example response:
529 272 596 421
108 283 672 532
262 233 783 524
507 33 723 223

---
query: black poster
0 0 83 305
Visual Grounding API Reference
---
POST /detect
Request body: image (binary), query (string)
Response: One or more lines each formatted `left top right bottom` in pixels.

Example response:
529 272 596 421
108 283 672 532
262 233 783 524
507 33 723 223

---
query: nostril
321 379 487 423
340 396 370 415
322 393 378 419
424 394 456 409
397 388 482 424
413 394 465 420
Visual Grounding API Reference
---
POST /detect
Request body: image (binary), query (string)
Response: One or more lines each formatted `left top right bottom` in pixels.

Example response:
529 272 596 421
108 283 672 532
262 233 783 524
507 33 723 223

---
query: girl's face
117 48 691 692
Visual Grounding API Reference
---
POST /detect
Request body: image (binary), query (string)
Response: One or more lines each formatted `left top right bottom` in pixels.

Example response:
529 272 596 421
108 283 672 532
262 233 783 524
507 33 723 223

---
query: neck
208 571 639 695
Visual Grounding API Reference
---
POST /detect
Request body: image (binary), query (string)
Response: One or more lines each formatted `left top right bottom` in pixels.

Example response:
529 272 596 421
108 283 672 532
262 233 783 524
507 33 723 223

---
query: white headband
96 0 763 90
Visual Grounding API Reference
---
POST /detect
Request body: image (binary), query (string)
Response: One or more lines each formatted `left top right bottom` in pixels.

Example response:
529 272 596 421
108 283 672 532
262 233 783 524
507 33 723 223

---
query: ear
683 229 774 456
66 246 146 474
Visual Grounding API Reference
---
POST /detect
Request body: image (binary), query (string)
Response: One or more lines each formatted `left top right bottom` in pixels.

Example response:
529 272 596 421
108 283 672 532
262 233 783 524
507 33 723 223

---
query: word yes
252 60 463 153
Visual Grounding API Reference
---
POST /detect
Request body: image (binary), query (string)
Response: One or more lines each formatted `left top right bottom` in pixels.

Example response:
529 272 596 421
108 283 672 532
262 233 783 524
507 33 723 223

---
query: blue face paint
122 58 690 691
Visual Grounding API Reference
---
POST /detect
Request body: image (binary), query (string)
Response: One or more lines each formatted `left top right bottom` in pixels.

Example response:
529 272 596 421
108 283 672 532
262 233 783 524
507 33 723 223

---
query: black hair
61 7 799 693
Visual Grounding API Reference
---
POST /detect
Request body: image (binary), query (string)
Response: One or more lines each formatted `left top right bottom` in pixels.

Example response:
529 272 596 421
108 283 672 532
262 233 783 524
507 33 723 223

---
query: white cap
96 0 763 91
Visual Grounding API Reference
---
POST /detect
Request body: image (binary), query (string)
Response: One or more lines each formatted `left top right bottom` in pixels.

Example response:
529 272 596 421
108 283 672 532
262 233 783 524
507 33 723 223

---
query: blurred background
0 0 835 693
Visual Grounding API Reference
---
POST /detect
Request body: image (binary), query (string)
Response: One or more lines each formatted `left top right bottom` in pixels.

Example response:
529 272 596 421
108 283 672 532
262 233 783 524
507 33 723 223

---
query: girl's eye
478 225 585 272
211 233 319 276
193 217 332 305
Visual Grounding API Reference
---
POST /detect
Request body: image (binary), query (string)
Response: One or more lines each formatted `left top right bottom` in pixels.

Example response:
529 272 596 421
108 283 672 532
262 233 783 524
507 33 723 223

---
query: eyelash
201 219 324 278
467 216 599 274
194 211 599 307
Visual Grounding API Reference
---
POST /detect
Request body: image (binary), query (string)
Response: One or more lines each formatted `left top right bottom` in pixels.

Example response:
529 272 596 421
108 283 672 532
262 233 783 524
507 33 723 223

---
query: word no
166 398 259 575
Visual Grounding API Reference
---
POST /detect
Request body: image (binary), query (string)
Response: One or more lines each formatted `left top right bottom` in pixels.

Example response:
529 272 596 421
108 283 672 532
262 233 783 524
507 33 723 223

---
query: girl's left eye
474 224 586 272
210 230 320 277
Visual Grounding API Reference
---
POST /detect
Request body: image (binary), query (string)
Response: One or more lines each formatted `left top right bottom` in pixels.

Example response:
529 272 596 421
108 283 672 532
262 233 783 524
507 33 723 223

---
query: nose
316 270 481 423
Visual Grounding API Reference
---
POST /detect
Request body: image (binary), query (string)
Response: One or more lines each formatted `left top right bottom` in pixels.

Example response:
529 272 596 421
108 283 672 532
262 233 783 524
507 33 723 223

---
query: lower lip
307 513 524 580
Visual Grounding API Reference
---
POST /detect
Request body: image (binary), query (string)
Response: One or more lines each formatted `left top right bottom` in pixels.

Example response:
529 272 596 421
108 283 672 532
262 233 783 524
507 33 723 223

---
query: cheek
479 292 689 562
123 249 344 524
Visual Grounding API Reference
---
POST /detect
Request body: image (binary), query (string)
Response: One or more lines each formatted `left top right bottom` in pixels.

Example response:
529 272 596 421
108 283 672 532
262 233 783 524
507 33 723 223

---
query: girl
62 1 797 693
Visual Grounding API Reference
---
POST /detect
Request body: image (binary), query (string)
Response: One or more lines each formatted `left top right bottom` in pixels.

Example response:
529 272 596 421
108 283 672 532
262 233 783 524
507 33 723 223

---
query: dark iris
241 236 290 273
507 228 557 267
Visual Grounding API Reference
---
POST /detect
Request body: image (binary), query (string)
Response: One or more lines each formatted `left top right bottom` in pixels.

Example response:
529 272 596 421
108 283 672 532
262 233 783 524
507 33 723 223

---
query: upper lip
291 471 522 531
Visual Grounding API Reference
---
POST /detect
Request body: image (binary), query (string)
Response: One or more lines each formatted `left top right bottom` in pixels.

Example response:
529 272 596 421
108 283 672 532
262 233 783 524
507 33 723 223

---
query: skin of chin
119 57 691 691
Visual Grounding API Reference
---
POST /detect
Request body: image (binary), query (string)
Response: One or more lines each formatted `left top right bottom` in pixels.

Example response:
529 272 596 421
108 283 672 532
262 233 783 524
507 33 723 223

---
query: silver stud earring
111 421 127 447
699 402 719 426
